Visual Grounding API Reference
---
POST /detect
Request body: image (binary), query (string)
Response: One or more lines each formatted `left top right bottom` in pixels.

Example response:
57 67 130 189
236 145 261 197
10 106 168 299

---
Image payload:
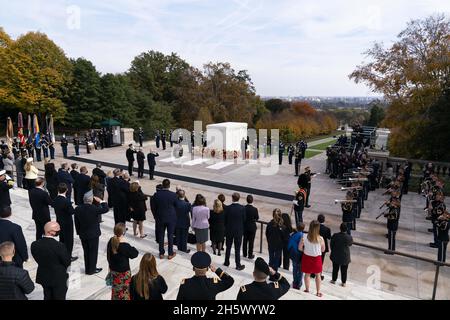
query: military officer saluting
237 257 290 300
176 251 234 300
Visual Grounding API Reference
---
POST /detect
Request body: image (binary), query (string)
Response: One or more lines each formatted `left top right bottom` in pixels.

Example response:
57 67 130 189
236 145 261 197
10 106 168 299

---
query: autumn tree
350 14 450 159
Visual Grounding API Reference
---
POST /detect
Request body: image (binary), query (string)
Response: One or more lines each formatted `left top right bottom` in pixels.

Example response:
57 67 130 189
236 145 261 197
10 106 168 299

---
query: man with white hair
31 221 71 300
74 191 109 275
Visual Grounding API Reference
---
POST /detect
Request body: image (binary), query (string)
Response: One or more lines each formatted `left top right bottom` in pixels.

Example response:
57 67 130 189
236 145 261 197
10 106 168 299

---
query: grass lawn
309 139 338 151
304 131 340 143
305 149 323 158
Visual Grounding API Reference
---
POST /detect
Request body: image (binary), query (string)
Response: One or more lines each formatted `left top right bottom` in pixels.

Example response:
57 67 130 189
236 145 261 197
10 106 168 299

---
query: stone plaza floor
11 138 450 300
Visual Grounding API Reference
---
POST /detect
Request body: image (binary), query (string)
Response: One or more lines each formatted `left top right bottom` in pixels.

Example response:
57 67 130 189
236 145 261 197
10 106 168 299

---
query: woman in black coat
266 209 287 271
128 182 148 238
330 223 353 287
281 213 293 270
44 162 58 199
209 199 225 256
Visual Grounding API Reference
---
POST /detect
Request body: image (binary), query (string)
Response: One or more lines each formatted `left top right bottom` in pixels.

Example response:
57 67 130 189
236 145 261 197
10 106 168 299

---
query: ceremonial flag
27 114 32 139
17 112 25 146
33 114 40 147
6 117 13 149
48 114 56 143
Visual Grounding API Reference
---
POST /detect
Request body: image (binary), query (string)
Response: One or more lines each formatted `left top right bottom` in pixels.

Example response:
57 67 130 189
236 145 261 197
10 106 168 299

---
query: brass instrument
376 209 389 220
336 178 368 183
335 199 357 204
340 186 363 191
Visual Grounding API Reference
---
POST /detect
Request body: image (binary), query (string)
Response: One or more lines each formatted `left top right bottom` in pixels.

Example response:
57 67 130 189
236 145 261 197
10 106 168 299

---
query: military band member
237 257 290 300
429 193 446 248
41 134 49 159
385 199 400 253
304 167 314 208
176 251 234 300
436 211 450 262
73 134 80 156
60 134 68 158
34 137 42 162
341 192 355 235
287 144 294 165
294 144 301 176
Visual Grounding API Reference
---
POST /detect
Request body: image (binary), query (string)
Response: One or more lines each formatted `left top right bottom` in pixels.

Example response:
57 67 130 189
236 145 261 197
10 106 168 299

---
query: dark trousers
175 227 188 252
149 165 155 179
74 146 79 156
332 263 349 283
291 253 303 287
62 146 68 158
128 161 134 176
294 158 301 175
139 138 143 147
81 237 99 274
388 230 396 251
305 185 311 206
59 222 74 257
268 247 282 271
162 140 166 150
345 222 352 235
43 148 49 158
242 229 256 257
225 235 242 267
279 153 283 165
49 147 55 159
294 209 303 226
34 220 46 241
288 154 293 165
158 222 175 256
432 223 438 245
35 149 42 161
113 205 127 225
43 284 68 300
16 173 23 188
438 240 448 262
137 162 144 178
282 245 290 270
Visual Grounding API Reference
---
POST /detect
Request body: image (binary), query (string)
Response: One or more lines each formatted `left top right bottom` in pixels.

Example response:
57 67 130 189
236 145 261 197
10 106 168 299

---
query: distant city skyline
1 0 449 96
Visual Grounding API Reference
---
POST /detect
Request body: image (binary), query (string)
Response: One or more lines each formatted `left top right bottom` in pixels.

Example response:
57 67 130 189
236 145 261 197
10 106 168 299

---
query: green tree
264 99 290 114
350 14 449 159
64 58 102 129
366 103 386 127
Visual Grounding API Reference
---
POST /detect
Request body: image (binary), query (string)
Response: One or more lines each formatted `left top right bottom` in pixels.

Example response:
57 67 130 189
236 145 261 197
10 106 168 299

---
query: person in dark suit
31 221 71 300
0 206 28 268
57 163 74 203
174 190 191 253
243 195 259 260
44 162 58 199
150 184 163 243
52 183 77 261
126 144 136 176
29 178 53 240
330 223 353 287
69 163 79 204
224 193 246 270
312 214 331 281
177 251 234 300
92 163 106 185
108 169 129 225
128 181 148 238
0 242 34 300
237 257 290 300
136 148 146 178
0 170 14 208
75 166 91 205
74 191 109 275
147 149 159 180
152 179 178 259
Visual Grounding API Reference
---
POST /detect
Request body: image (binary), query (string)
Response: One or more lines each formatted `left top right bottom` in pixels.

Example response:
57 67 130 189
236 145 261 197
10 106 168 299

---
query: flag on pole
33 114 40 148
48 114 56 144
18 112 25 147
6 117 13 149
27 114 32 139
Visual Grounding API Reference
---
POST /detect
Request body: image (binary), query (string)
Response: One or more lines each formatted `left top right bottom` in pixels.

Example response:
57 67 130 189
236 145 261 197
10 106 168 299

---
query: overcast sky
1 0 449 97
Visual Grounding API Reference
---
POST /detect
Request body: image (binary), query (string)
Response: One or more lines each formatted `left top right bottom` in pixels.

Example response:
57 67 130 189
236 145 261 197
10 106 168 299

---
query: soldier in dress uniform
60 134 68 158
294 143 301 176
287 144 294 165
155 130 161 149
34 136 42 162
138 127 144 147
169 129 174 148
73 134 80 156
436 210 450 262
161 130 167 150
176 251 234 300
237 257 290 300
278 141 285 165
304 167 314 208
384 199 400 253
41 134 49 159
48 137 55 160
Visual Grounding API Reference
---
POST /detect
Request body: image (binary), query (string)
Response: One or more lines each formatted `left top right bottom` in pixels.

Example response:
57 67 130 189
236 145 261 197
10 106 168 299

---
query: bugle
334 199 357 204
376 209 388 220
340 186 363 191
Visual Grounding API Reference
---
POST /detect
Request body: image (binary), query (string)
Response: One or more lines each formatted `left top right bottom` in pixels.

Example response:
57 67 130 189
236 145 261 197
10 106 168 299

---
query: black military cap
191 251 211 269
254 257 270 275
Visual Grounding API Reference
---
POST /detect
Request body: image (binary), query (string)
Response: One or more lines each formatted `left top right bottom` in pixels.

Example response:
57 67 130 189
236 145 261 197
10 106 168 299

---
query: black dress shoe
248 255 255 259
384 251 394 255
94 268 103 274
71 256 78 262
429 243 438 248
305 205 311 208
428 228 434 232
224 261 230 267
236 265 245 271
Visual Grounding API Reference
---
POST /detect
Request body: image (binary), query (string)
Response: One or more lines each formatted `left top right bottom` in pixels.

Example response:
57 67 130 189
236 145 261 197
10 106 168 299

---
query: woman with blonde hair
209 199 225 255
106 223 139 300
265 208 287 271
24 158 38 189
299 220 325 297
130 253 168 300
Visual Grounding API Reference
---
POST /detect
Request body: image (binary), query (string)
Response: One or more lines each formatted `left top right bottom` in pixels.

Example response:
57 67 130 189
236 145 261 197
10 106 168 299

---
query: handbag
105 271 113 287
187 232 197 244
